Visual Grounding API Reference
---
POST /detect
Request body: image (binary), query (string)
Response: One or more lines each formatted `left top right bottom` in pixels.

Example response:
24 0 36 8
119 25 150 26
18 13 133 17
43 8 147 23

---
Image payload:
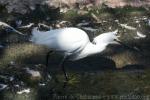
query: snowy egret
30 27 140 81
0 21 140 81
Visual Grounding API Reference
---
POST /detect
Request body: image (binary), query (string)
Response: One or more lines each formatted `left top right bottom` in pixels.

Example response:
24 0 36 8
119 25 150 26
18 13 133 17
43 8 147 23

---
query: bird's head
93 29 120 45
93 29 141 53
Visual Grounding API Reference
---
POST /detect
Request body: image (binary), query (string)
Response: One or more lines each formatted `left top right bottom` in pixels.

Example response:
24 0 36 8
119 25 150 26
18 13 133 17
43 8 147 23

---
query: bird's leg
46 50 54 67
44 50 54 80
59 55 69 82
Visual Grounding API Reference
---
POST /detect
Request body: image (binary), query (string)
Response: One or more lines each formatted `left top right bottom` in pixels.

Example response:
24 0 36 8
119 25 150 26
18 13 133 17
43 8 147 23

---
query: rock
77 10 88 15
25 68 41 80
0 0 150 14
19 23 34 29
81 27 98 32
23 67 42 85
9 61 15 66
120 24 136 30
60 7 69 13
0 83 8 91
76 22 90 27
91 13 100 22
38 83 46 86
0 45 4 48
86 4 94 10
134 31 146 39
17 88 30 94
148 19 150 26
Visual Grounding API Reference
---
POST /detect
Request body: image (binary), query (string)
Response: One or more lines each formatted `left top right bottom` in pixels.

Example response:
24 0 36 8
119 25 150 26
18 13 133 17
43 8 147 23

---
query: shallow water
0 5 150 100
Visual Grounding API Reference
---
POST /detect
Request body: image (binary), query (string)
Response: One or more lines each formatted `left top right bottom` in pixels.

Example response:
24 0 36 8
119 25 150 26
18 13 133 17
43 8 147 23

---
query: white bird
31 27 142 81
0 22 139 82
30 27 123 81
31 28 119 60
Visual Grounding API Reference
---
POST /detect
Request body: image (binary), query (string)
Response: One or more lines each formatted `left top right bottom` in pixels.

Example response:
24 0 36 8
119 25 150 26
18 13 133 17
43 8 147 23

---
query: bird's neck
74 42 107 60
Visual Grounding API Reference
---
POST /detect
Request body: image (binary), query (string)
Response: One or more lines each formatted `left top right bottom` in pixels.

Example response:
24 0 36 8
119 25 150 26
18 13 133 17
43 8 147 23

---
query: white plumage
30 27 119 60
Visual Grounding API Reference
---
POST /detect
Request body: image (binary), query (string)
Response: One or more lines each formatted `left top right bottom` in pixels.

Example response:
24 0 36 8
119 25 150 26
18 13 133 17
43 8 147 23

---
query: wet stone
23 67 42 85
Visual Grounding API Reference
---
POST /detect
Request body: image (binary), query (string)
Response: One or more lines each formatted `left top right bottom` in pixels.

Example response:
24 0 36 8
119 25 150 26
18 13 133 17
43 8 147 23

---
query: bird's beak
114 39 141 53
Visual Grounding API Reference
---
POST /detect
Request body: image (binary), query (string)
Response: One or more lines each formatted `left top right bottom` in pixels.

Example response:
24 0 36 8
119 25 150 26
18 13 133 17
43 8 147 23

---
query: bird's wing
31 27 90 53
